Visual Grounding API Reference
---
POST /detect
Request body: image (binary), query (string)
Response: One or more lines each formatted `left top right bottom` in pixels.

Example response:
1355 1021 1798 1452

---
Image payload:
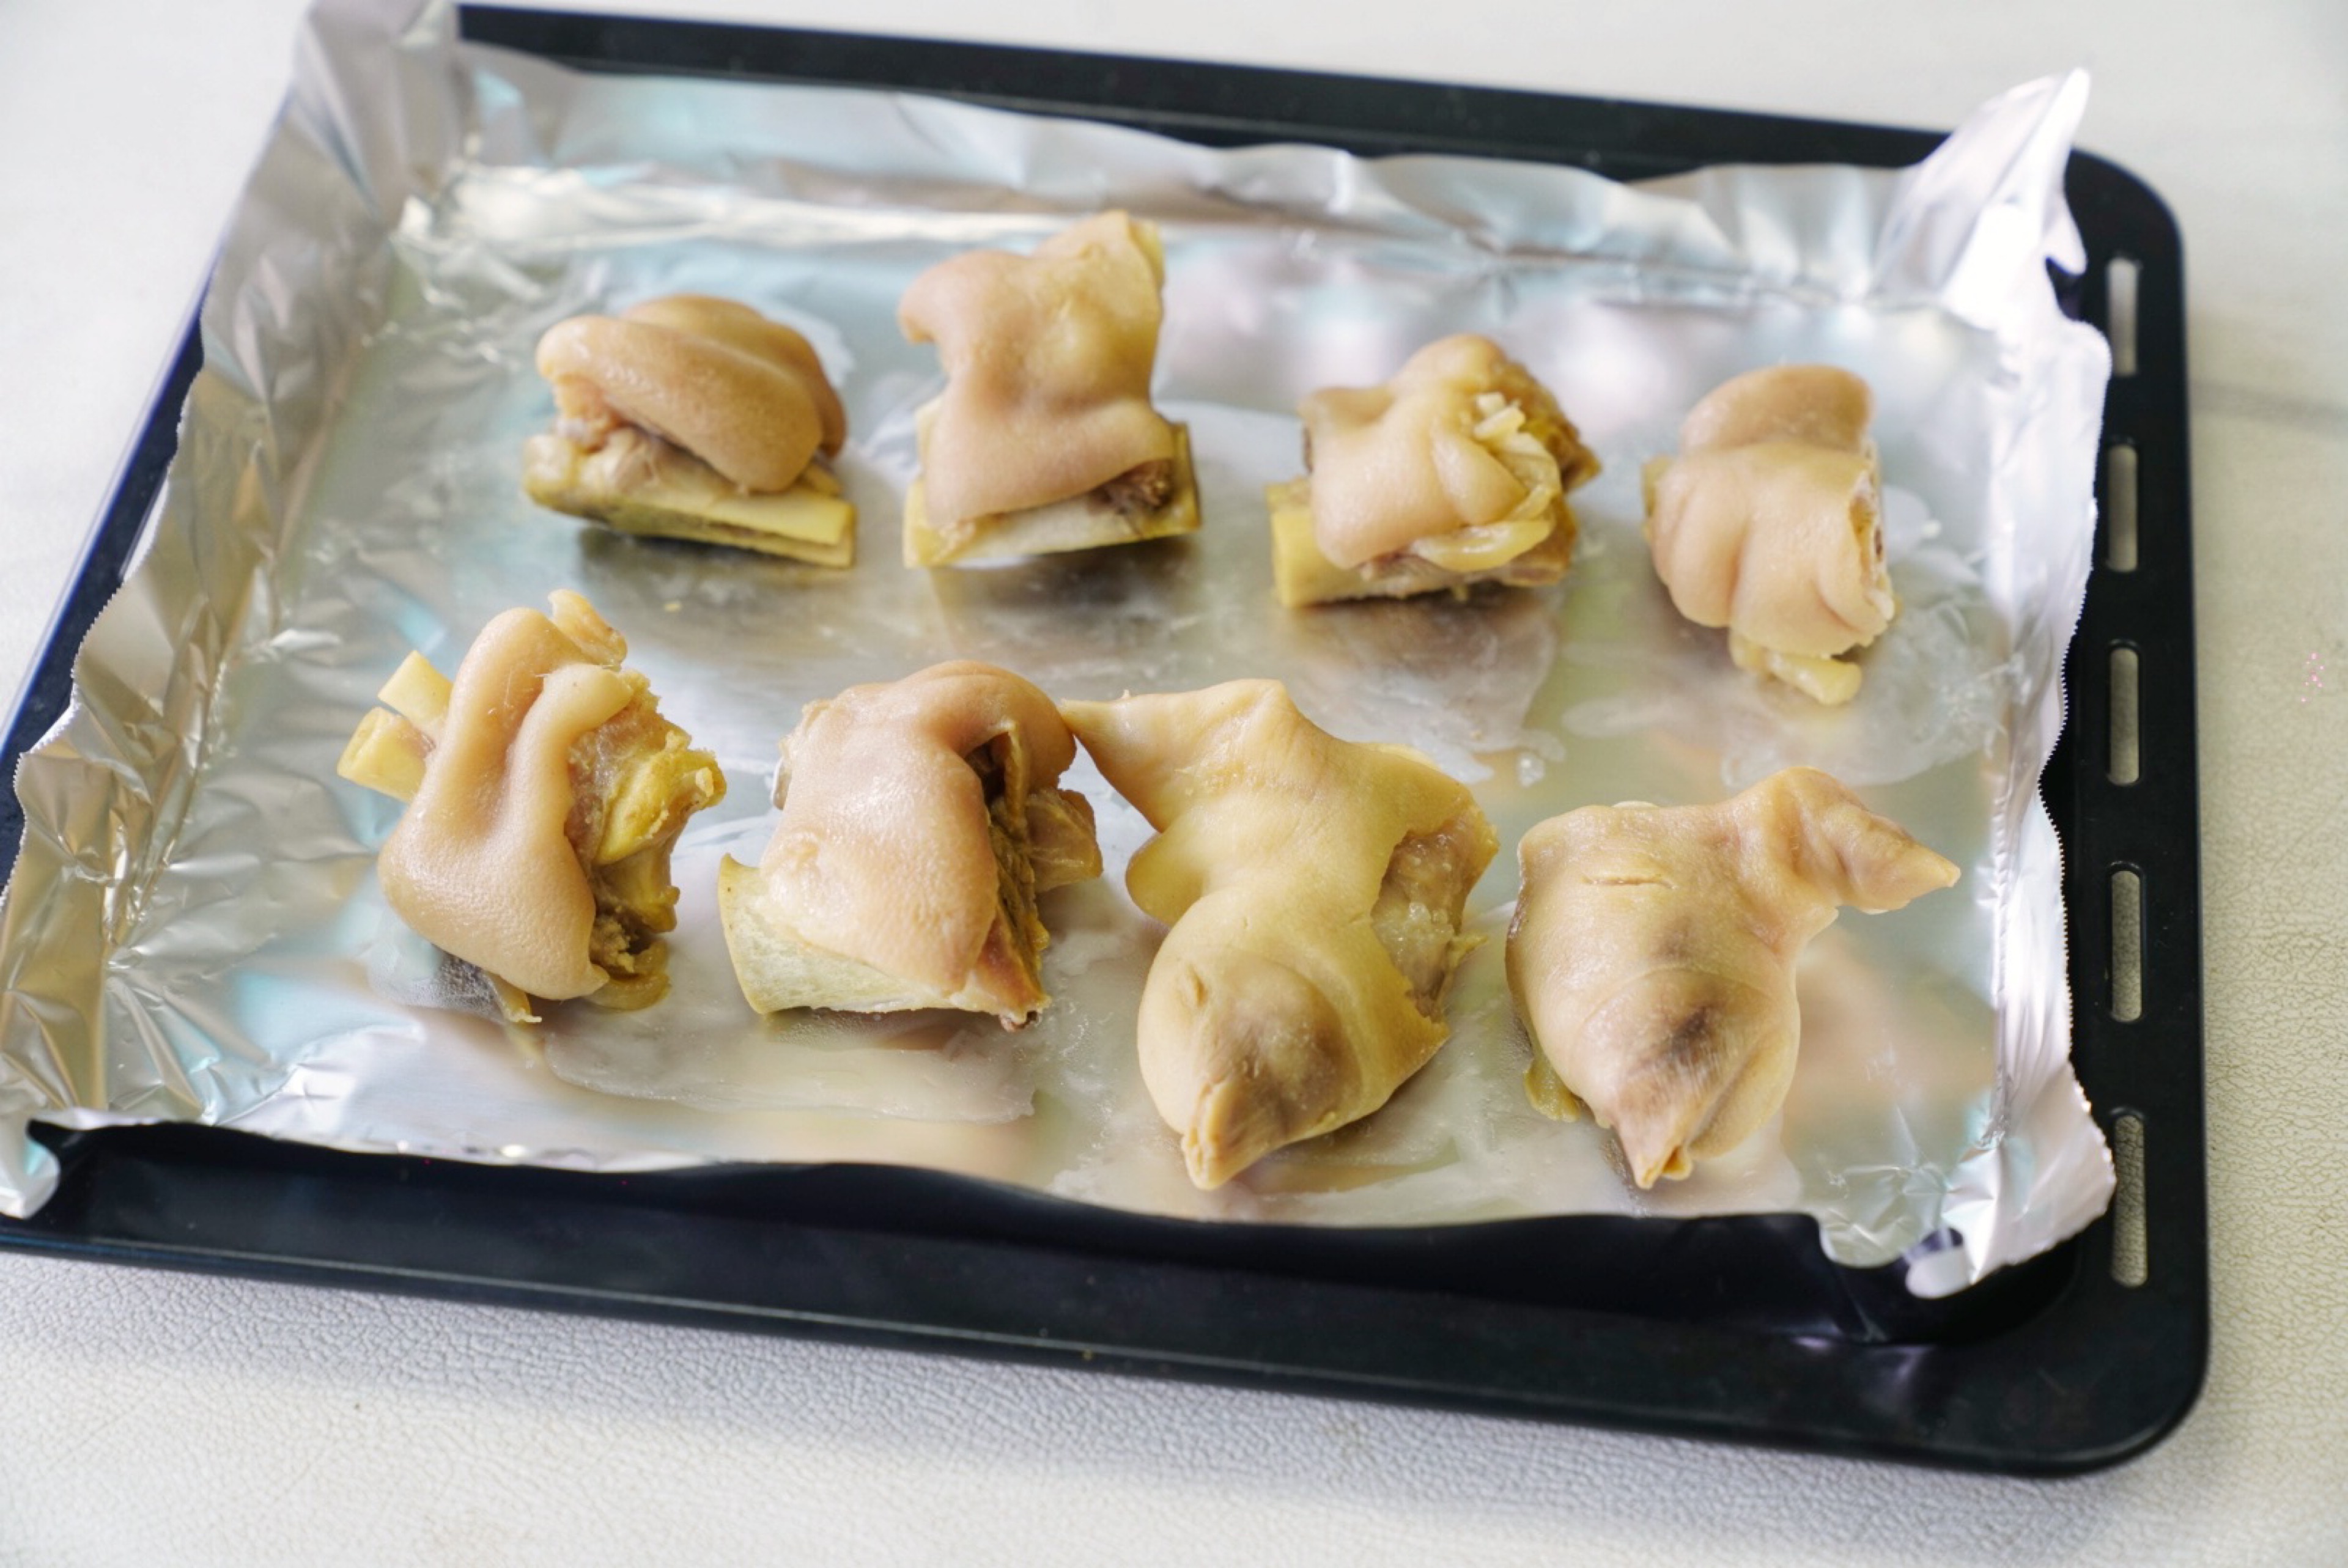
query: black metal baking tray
0 6 2204 1475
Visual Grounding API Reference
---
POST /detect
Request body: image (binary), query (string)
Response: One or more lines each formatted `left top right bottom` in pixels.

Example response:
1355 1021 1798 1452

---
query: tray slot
2110 1111 2148 1287
2108 645 2141 784
2109 867 2144 1021
2102 441 2139 571
2105 255 2139 377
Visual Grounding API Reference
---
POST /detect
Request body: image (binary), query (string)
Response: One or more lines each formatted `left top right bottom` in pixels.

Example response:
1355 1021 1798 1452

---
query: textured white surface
2 2 2345 1563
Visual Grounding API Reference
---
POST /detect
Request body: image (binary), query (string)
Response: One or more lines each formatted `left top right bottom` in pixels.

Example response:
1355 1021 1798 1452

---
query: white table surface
4 2 2345 1562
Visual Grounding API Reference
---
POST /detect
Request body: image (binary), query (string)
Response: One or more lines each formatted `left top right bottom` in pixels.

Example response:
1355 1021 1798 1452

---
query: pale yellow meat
1061 680 1498 1189
897 211 1178 543
1642 365 1893 702
1297 334 1599 578
717 662 1102 1028
342 591 726 1015
522 428 855 566
1505 767 1959 1188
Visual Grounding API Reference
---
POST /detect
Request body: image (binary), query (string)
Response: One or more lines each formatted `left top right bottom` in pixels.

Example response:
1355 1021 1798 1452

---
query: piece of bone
526 295 855 564
1061 680 1497 1188
1506 767 1959 1187
339 591 726 1018
897 212 1197 564
1271 334 1599 606
1642 365 1893 704
717 662 1102 1028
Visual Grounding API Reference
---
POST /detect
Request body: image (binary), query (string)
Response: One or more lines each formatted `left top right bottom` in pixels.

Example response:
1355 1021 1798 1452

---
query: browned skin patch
1658 1005 1718 1072
965 738 1050 1022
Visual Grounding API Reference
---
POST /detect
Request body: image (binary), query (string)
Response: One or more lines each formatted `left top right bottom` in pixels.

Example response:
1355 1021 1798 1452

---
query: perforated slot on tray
2110 867 2144 1021
2104 442 2139 572
2111 1112 2148 1287
2106 255 2139 377
2109 645 2141 784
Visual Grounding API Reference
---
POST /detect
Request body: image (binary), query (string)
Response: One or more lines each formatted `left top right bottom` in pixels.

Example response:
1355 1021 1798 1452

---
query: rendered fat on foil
0 0 2113 1296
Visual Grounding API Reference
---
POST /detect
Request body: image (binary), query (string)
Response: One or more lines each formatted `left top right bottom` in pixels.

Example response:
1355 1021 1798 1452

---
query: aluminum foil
0 0 2114 1295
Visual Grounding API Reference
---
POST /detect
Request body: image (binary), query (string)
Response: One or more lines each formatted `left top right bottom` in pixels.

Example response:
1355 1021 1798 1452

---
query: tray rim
0 4 2206 1477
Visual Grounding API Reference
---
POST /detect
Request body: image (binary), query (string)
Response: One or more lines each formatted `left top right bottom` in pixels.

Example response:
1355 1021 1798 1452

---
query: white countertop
4 2 2344 1562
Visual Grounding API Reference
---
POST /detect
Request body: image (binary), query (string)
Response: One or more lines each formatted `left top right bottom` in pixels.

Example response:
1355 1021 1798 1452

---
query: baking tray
0 6 2204 1474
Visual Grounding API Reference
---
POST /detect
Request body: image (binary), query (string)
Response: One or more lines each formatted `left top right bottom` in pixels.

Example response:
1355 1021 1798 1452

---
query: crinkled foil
0 0 2114 1295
